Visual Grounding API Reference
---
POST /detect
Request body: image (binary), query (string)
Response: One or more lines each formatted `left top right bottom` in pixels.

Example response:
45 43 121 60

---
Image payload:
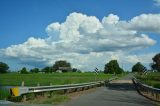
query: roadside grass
136 72 160 89
43 95 69 104
0 73 113 86
24 93 69 105
0 89 10 100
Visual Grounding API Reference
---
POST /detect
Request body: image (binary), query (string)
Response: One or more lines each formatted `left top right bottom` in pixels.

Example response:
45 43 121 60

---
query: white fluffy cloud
2 12 159 71
126 14 160 33
102 14 119 25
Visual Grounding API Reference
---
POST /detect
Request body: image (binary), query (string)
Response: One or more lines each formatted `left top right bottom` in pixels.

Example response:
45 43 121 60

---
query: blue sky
0 0 160 71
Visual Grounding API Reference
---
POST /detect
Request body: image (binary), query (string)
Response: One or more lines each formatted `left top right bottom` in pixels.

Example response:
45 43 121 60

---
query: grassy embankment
136 72 160 89
0 89 10 100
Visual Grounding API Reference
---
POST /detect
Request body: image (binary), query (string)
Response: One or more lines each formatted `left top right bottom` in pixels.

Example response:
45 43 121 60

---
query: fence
132 77 160 102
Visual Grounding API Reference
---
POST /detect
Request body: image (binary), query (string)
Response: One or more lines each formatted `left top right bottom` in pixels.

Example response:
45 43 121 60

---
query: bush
20 67 29 74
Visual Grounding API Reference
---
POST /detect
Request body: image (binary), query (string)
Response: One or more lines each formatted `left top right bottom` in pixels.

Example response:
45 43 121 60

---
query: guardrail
9 77 118 101
10 81 104 97
132 77 160 102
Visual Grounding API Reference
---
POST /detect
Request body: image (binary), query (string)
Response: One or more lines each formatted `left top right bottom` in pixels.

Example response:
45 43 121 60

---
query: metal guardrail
10 81 104 97
132 77 160 102
10 77 118 97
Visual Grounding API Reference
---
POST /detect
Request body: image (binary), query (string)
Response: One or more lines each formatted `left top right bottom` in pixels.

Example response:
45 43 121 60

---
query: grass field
136 72 160 89
0 72 114 86
0 89 10 100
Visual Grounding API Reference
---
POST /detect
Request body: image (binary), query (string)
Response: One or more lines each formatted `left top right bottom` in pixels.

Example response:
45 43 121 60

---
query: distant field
0 73 114 86
136 72 160 89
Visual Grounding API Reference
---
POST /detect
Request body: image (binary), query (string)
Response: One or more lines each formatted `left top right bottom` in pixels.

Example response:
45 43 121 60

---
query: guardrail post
151 91 154 97
156 93 159 100
49 91 53 97
73 88 77 92
22 95 26 102
87 86 90 89
64 89 68 94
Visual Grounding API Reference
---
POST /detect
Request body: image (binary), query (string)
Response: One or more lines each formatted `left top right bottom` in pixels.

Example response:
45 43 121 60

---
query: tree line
0 60 80 74
0 53 160 74
131 53 160 73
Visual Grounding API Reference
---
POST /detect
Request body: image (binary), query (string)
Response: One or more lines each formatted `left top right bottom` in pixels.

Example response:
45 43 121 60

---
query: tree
104 60 123 74
20 67 29 74
151 53 160 72
30 68 39 73
42 66 53 73
53 60 71 72
132 62 146 73
72 68 78 72
0 62 9 73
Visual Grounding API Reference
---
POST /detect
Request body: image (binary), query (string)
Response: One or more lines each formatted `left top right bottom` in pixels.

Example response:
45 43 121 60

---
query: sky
0 0 160 71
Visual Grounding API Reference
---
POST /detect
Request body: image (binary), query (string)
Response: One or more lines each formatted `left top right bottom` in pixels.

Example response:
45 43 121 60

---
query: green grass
0 89 10 100
25 93 70 105
42 95 69 105
0 72 113 86
136 72 160 89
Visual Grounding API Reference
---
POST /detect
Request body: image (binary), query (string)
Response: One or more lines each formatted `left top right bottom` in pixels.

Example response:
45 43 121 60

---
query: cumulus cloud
2 12 159 71
102 14 119 25
126 14 160 33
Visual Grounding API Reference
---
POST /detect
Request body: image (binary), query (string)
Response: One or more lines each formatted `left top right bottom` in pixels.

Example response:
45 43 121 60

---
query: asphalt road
60 74 155 106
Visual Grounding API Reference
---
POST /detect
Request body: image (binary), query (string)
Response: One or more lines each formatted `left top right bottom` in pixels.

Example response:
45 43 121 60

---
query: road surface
60 74 155 106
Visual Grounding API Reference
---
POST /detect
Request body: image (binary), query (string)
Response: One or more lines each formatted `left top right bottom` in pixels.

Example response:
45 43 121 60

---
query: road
60 74 155 106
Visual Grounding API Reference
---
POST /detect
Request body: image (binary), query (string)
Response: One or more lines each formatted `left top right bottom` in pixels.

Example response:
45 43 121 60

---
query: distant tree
104 60 123 74
72 68 77 72
53 60 71 72
132 62 146 73
0 62 9 73
151 53 160 72
42 66 53 73
77 70 82 73
30 68 39 73
20 67 29 74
